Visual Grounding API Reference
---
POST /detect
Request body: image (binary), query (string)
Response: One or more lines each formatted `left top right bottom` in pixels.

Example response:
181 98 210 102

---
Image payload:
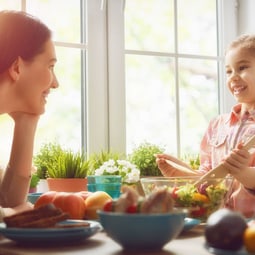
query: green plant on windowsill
128 142 165 176
30 173 40 189
33 142 57 179
33 142 89 179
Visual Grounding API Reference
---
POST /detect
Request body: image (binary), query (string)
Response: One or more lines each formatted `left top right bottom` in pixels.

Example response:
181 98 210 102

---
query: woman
0 10 58 221
156 34 255 217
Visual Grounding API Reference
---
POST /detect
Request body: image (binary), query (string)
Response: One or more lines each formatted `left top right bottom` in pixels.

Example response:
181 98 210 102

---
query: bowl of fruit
140 176 232 221
98 186 186 250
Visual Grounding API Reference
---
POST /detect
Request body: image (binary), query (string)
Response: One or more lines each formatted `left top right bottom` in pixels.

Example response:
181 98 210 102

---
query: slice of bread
3 203 69 228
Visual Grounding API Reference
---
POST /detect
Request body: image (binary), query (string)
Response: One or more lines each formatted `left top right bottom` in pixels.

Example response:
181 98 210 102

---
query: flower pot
37 179 49 193
47 178 88 192
94 175 122 199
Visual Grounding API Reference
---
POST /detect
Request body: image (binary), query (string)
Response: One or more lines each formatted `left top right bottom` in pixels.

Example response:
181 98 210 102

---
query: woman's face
15 39 58 114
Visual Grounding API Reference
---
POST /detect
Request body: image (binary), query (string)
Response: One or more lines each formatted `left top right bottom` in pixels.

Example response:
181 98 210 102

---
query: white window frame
94 0 239 156
86 0 109 154
86 0 126 155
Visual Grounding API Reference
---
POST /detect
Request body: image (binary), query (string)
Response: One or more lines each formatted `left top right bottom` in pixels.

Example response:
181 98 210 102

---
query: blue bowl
27 192 43 204
98 210 186 250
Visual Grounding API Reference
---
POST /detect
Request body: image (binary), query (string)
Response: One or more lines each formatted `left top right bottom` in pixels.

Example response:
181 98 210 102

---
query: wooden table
0 224 215 255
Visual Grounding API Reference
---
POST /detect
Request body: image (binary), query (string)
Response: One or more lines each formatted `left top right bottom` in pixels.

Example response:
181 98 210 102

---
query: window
108 0 237 158
124 0 221 157
0 0 238 166
26 0 85 150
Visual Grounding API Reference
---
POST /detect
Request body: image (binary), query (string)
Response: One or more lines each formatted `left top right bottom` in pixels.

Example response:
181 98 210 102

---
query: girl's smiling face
225 47 255 109
15 39 58 114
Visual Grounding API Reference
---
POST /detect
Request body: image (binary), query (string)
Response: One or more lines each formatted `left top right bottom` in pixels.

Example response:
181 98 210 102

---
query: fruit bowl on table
140 176 232 221
97 210 186 250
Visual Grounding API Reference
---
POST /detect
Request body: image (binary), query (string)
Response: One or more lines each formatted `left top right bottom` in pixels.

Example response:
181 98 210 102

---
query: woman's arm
0 113 39 207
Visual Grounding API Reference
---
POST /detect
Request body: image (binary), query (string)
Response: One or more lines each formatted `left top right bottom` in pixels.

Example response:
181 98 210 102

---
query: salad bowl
98 210 186 250
140 176 232 221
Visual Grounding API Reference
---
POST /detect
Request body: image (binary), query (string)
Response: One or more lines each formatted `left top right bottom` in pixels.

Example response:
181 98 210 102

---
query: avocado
205 208 247 250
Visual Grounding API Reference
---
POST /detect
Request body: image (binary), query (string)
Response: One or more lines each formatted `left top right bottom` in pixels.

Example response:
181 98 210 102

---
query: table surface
0 224 218 255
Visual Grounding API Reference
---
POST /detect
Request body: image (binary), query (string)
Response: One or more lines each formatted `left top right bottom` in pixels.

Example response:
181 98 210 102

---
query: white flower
94 159 140 184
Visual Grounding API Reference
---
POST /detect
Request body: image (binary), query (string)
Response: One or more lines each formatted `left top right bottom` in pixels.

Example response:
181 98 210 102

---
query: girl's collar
228 104 255 124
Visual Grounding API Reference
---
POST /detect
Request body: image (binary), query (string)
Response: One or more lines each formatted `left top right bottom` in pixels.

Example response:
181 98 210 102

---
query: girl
156 34 255 217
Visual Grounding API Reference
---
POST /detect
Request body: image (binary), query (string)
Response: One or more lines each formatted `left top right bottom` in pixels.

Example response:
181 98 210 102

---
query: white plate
0 220 102 244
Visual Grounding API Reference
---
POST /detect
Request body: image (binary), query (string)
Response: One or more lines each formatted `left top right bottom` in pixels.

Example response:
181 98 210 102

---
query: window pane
0 115 13 166
23 0 84 154
125 0 219 157
0 1 21 166
178 0 217 56
125 0 175 52
178 58 219 154
35 47 82 152
0 0 21 9
125 55 176 153
26 0 82 43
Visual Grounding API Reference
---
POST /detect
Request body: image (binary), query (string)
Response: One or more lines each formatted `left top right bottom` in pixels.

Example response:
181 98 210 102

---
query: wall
222 0 255 113
238 0 255 34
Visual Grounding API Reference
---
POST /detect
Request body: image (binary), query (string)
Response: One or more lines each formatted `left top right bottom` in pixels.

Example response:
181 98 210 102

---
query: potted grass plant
33 142 89 192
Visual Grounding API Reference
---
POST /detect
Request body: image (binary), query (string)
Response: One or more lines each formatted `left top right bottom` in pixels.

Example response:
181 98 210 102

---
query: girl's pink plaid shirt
199 103 255 217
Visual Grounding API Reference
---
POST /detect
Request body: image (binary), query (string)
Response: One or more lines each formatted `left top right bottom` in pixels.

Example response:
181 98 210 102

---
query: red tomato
103 200 113 212
34 191 57 208
190 206 206 218
171 187 179 199
126 204 137 214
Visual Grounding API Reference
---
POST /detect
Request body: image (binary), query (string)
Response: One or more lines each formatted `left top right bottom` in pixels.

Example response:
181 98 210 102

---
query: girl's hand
222 142 251 176
155 154 176 177
155 154 192 177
